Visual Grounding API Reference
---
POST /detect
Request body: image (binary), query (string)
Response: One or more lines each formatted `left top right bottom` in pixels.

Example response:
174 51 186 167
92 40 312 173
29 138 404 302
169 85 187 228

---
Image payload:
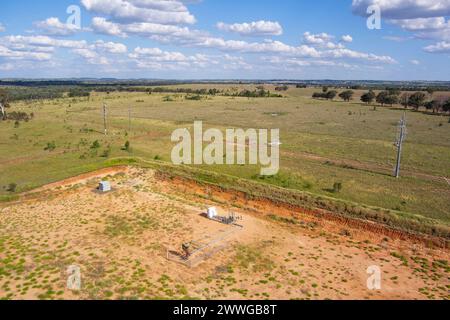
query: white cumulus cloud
341 35 353 43
424 40 450 52
81 0 196 25
216 20 283 36
352 0 450 19
34 17 80 36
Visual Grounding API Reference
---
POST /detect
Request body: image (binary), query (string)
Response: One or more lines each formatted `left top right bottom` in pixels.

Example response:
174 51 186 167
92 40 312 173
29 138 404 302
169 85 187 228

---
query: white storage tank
207 207 217 219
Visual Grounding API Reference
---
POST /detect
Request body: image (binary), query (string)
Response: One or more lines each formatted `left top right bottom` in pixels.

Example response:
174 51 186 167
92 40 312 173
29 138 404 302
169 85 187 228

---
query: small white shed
99 181 111 192
207 207 218 219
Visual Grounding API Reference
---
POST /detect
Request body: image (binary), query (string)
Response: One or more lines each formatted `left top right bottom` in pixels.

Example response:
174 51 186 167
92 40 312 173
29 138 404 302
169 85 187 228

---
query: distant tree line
312 87 354 101
311 86 450 114
275 85 289 91
360 89 450 113
224 89 282 98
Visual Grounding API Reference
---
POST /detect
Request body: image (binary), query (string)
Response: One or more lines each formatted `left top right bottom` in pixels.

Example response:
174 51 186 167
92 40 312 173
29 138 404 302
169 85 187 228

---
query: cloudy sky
0 0 449 80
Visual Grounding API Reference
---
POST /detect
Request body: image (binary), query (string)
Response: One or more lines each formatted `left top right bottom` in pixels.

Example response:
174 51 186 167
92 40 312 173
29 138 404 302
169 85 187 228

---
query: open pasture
1 86 449 226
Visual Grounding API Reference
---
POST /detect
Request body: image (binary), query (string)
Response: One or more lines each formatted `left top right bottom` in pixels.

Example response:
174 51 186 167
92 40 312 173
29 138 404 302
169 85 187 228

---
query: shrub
185 94 202 101
7 111 31 122
101 148 111 158
332 182 343 193
91 140 101 149
44 142 56 151
7 183 17 192
122 141 131 152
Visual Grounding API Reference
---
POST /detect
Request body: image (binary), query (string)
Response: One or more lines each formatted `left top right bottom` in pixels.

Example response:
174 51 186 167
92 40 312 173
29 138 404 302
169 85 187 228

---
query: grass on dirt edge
132 158 450 240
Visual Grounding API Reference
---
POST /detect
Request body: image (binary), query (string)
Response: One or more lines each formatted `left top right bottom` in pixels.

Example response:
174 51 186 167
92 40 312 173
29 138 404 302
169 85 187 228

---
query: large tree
339 90 354 102
400 92 410 109
360 90 376 105
376 91 389 107
408 92 427 111
443 99 450 113
326 90 338 100
384 94 399 107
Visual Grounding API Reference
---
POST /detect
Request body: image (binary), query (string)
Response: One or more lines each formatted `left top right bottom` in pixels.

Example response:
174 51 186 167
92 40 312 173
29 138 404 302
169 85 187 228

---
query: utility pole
394 113 407 178
128 106 131 133
103 103 108 136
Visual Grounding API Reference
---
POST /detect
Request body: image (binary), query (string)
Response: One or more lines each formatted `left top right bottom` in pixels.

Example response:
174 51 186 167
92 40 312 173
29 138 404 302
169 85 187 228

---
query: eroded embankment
154 170 449 249
3 159 449 249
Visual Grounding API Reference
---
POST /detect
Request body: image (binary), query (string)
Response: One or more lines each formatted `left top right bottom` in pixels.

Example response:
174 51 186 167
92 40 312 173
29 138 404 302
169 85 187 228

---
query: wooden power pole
394 113 407 178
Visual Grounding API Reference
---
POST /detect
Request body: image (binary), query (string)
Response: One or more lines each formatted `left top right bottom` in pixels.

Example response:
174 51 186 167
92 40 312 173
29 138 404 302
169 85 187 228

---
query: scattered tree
360 90 376 105
312 90 337 100
339 90 354 102
408 92 427 111
384 94 399 107
376 91 389 107
425 97 446 113
400 92 410 109
443 99 450 113
326 90 338 100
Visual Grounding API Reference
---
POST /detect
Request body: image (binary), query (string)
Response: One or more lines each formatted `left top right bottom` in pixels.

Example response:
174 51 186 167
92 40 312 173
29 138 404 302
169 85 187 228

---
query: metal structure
166 223 243 268
210 211 243 226
103 103 108 136
394 113 407 178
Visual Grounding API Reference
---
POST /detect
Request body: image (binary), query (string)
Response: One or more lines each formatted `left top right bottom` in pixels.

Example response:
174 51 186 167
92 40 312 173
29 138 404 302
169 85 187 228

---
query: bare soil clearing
0 167 448 300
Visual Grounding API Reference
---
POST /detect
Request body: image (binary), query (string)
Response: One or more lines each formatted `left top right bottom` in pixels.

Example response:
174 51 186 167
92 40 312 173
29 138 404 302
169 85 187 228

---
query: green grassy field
1 86 449 229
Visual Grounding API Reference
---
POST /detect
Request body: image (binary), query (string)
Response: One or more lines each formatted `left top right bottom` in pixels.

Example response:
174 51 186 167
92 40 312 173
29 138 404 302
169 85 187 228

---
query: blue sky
0 0 449 80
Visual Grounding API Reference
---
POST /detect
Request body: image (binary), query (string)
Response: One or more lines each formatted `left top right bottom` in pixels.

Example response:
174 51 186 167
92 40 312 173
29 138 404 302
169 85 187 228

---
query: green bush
91 140 101 149
7 183 17 193
44 142 56 151
333 182 343 193
122 141 131 152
